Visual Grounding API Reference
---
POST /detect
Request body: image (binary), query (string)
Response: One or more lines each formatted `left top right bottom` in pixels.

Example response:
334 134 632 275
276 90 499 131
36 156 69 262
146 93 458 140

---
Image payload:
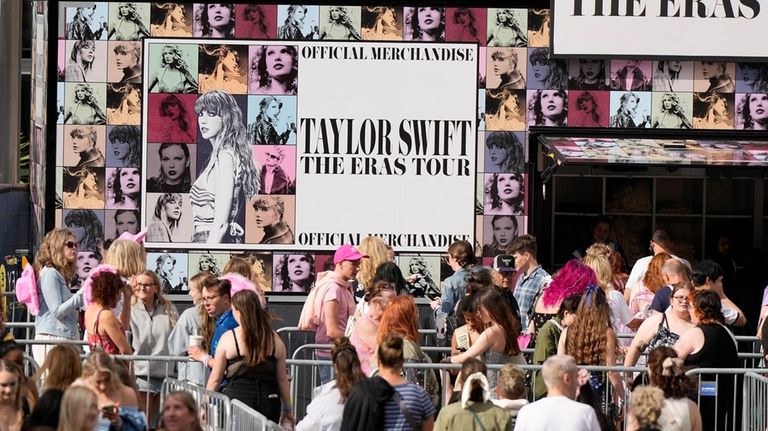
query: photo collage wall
52 2 768 294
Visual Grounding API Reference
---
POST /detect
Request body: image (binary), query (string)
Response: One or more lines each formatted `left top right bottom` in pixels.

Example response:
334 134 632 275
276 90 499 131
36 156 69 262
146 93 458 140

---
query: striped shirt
383 383 435 431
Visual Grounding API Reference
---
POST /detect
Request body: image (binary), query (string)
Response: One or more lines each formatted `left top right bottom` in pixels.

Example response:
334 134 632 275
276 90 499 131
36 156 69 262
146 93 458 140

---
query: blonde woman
57 386 100 431
77 352 146 430
103 238 146 330
355 235 391 311
0 360 25 431
131 270 179 426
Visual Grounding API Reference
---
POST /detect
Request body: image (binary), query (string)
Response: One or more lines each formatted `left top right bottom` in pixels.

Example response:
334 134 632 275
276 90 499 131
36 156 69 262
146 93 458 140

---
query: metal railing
160 378 232 431
743 372 768 431
231 399 282 431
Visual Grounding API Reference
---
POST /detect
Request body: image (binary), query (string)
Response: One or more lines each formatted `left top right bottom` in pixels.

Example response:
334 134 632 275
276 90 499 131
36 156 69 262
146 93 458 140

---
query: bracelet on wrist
282 404 293 413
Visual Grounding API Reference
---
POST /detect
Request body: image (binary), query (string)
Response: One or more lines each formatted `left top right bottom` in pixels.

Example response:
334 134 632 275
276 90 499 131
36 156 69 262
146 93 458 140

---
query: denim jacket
440 268 470 315
34 267 80 339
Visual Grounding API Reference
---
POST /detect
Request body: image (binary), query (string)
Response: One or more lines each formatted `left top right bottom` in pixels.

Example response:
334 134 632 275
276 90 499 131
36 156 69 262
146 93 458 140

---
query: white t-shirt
514 396 601 431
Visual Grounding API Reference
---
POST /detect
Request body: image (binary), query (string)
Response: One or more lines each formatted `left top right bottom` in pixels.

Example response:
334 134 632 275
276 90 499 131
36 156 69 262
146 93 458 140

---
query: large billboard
141 40 478 252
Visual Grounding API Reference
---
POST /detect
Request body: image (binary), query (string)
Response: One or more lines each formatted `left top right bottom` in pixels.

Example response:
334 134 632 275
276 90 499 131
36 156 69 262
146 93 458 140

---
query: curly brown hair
642 253 672 294
647 346 693 398
567 286 616 365
90 271 124 309
332 337 365 402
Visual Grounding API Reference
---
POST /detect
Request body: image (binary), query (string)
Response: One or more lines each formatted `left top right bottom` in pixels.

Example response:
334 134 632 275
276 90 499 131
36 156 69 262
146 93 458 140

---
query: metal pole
0 0 22 184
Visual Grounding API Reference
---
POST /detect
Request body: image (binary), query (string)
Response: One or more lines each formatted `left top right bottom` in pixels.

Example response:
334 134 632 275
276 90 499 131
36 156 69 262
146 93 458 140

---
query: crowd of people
12 220 768 430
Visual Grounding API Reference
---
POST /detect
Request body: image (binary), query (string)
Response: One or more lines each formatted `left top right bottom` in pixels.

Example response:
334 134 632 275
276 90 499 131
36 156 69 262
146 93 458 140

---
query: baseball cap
493 254 515 272
333 244 369 264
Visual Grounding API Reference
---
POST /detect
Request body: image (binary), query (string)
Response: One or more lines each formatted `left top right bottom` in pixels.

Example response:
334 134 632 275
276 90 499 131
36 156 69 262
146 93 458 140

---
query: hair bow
583 284 605 309
461 372 490 409
661 357 684 377
83 264 119 306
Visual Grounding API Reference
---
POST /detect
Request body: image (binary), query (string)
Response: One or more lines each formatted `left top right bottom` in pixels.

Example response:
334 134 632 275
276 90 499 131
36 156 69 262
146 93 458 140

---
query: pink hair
541 259 596 308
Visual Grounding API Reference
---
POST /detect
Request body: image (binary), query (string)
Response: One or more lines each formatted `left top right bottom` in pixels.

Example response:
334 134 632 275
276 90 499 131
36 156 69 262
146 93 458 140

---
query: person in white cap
316 244 369 383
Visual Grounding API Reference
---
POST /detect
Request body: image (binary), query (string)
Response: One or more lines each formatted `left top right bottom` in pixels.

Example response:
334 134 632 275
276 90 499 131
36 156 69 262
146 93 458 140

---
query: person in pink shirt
316 244 369 383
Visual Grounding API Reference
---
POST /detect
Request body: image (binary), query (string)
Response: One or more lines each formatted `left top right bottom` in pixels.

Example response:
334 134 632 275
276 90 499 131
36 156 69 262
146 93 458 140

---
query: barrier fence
743 372 768 431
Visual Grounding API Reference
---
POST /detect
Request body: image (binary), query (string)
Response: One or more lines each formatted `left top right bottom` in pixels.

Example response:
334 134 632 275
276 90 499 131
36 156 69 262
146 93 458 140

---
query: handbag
646 313 679 351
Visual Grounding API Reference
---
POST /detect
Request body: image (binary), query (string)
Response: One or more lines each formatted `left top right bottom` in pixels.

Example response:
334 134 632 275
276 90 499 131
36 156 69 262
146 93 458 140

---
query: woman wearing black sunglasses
32 228 82 367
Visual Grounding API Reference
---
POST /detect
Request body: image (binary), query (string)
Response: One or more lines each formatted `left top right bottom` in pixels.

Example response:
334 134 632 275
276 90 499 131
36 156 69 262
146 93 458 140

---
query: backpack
297 275 336 331
15 263 40 316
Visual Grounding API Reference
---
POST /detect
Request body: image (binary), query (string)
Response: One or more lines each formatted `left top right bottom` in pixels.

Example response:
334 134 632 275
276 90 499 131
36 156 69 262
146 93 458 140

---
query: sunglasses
64 241 79 249
266 153 280 160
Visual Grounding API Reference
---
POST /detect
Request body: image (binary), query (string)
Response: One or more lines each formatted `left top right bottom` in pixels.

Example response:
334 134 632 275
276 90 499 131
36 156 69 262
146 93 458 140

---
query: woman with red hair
629 253 672 317
374 296 438 405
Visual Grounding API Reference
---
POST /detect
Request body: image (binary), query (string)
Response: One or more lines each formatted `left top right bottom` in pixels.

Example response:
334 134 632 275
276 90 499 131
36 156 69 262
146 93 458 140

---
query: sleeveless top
658 397 691 431
483 349 525 390
684 323 738 370
87 308 122 354
190 149 241 228
222 329 281 423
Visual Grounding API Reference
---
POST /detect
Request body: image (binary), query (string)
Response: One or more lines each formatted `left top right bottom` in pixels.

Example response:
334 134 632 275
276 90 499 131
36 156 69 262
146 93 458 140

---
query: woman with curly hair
278 5 318 40
84 267 133 355
198 45 247 93
376 296 439 404
675 289 737 431
487 8 526 47
320 6 361 40
65 39 97 82
197 254 221 276
652 93 693 129
195 3 235 38
63 168 103 209
250 45 298 95
631 346 703 431
485 89 526 131
527 259 596 337
484 173 525 215
736 93 768 130
207 290 294 425
155 254 186 293
528 89 568 126
583 243 639 337
558 284 625 402
32 228 81 366
692 92 732 129
361 6 401 40
405 7 445 41
109 2 150 40
64 84 107 125
192 91 261 243
354 235 391 303
274 254 315 293
610 91 651 128
147 44 198 93
106 167 140 209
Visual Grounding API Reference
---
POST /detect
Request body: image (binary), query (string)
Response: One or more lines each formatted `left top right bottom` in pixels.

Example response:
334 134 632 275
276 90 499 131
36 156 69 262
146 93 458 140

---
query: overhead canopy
539 136 768 168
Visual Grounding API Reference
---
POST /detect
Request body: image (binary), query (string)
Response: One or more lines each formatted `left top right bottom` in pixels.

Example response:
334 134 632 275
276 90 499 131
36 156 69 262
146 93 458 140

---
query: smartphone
101 405 117 414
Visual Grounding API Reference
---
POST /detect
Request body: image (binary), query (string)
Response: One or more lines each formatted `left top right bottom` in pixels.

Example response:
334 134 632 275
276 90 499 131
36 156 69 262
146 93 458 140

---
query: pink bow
117 228 147 244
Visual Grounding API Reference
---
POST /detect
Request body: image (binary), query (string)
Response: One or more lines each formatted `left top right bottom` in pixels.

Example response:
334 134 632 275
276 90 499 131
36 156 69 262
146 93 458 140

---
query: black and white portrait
319 6 361 40
248 45 299 95
108 2 150 40
609 91 651 128
198 44 248 94
62 167 105 210
64 83 107 125
404 7 445 41
193 3 235 38
651 92 693 129
148 252 189 293
483 173 526 215
272 253 315 293
487 8 527 47
277 5 319 40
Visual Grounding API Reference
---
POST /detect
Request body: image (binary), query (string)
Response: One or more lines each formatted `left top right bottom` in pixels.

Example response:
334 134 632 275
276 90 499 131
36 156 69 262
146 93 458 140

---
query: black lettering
739 0 760 18
659 0 681 16
712 0 736 17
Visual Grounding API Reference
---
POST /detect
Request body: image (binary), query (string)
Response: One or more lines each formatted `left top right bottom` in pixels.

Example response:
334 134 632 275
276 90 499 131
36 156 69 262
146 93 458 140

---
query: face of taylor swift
496 174 521 200
492 217 516 248
492 52 515 77
265 46 293 79
198 110 223 140
749 94 768 121
540 90 564 117
418 7 441 31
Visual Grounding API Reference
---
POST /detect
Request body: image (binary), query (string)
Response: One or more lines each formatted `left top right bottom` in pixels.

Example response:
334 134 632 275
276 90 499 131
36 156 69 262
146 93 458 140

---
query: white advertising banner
552 0 765 58
142 39 478 252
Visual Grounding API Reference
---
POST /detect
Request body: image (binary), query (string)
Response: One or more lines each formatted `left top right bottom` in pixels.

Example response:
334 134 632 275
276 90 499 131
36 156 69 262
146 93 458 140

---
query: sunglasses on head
64 241 78 249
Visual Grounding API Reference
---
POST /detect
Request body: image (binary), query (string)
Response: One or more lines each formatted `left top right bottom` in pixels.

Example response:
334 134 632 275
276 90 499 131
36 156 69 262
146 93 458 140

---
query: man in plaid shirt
509 234 550 331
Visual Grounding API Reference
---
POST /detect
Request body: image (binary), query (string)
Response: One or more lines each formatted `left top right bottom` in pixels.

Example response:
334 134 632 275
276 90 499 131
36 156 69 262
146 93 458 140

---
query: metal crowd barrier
230 399 282 431
160 378 232 431
743 372 768 431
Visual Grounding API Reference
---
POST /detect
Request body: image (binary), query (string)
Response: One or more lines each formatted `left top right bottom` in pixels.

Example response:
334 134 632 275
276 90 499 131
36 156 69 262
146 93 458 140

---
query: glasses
64 241 78 249
202 293 223 304
136 283 157 290
266 153 280 160
671 295 688 302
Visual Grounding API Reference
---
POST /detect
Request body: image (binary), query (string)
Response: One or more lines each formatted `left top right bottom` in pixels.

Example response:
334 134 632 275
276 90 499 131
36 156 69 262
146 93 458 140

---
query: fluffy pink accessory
219 273 257 297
